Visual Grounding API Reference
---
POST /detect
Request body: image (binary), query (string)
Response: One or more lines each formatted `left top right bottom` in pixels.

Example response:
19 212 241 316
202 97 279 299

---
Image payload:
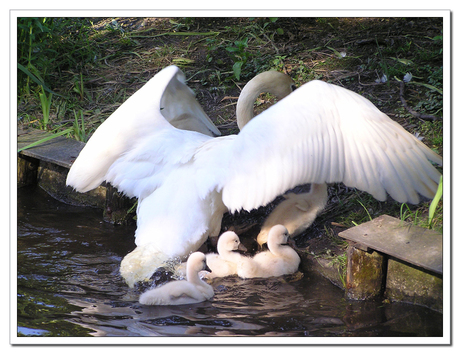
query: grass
314 226 348 288
17 17 444 235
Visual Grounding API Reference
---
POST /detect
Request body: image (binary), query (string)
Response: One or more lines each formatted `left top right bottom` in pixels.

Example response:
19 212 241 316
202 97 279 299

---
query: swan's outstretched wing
66 65 218 195
220 80 442 212
161 69 221 137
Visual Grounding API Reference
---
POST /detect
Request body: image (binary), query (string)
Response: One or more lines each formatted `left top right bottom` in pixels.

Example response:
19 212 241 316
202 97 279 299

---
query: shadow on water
16 186 443 338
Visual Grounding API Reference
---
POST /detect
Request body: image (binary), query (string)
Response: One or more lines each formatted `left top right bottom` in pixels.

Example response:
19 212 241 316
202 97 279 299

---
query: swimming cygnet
205 231 248 278
139 252 214 305
256 183 328 247
237 225 300 279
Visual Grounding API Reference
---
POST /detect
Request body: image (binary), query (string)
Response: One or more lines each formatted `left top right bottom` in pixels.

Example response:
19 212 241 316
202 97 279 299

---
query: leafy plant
399 188 443 232
17 17 99 97
73 110 93 142
17 17 53 95
428 176 443 228
225 37 252 80
38 87 52 130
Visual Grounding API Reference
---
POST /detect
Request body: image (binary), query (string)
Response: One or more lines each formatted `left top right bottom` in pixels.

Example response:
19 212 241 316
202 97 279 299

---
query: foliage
73 110 93 142
225 37 251 80
38 88 52 130
428 176 443 229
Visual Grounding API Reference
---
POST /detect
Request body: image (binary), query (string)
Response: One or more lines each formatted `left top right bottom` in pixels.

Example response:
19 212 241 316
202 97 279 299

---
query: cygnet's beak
238 243 248 252
204 263 212 273
287 237 297 249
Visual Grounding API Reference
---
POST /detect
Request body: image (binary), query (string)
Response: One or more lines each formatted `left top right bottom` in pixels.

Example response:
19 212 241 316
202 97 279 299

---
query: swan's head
217 231 248 254
262 71 297 100
267 224 293 249
187 252 211 273
236 70 296 130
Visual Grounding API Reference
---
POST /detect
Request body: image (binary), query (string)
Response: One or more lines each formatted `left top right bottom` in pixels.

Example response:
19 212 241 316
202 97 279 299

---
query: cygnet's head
267 224 292 248
187 252 210 273
217 231 248 253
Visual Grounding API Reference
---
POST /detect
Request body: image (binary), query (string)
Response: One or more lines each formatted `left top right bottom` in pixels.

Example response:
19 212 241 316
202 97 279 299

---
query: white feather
66 66 442 286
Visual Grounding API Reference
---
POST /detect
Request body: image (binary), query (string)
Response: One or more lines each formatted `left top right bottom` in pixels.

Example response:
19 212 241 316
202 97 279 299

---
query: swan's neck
221 249 241 263
268 243 296 258
236 71 294 130
186 268 202 285
236 82 264 130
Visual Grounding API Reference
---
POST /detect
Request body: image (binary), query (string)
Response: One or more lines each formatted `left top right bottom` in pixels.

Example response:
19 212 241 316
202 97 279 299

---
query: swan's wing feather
66 66 182 192
167 281 204 300
105 128 211 199
221 80 442 212
161 70 221 137
66 65 219 197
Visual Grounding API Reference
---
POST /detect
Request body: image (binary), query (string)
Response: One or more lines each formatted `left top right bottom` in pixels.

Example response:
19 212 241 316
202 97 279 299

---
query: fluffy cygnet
237 225 300 279
257 183 327 246
139 252 214 305
205 231 248 278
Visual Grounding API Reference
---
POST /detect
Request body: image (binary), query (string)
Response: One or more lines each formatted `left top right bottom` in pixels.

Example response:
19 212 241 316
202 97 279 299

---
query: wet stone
385 258 443 313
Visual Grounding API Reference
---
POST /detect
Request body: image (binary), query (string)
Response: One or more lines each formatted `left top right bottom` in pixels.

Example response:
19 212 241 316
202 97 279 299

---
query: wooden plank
338 215 442 275
346 245 386 300
17 129 84 169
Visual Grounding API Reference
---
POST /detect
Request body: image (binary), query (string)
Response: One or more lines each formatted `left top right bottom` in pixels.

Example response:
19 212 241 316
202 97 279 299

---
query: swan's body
257 183 328 246
139 252 214 306
66 65 442 287
205 231 248 278
237 225 300 278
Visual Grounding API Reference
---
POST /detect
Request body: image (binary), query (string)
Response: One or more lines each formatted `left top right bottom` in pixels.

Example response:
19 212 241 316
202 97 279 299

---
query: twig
399 81 441 121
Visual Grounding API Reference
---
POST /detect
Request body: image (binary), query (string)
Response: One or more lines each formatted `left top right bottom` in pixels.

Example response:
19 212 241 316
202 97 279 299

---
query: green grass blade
18 128 73 153
17 63 64 97
428 176 443 227
409 81 443 94
357 200 373 222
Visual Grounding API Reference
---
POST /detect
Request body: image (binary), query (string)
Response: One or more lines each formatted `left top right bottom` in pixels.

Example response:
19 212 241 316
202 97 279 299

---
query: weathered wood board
339 215 442 275
17 128 84 169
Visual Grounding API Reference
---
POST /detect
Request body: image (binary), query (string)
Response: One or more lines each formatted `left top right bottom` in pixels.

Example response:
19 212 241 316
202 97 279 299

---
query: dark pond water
15 185 443 341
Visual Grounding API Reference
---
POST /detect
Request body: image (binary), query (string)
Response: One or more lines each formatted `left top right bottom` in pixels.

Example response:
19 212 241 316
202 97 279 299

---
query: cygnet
205 231 248 278
257 183 327 246
238 225 300 279
139 252 214 305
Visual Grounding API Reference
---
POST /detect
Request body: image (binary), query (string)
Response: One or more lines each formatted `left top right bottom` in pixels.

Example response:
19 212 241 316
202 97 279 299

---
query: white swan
66 65 442 287
205 231 248 278
157 71 221 137
235 70 297 129
139 252 214 306
256 183 328 246
237 225 300 278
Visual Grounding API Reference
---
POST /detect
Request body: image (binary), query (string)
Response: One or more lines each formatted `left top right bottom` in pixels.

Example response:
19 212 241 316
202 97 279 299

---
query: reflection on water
16 186 443 338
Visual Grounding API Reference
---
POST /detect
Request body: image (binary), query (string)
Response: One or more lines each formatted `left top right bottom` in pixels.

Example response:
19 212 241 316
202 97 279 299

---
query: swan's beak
287 237 297 249
282 236 296 248
238 243 248 252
